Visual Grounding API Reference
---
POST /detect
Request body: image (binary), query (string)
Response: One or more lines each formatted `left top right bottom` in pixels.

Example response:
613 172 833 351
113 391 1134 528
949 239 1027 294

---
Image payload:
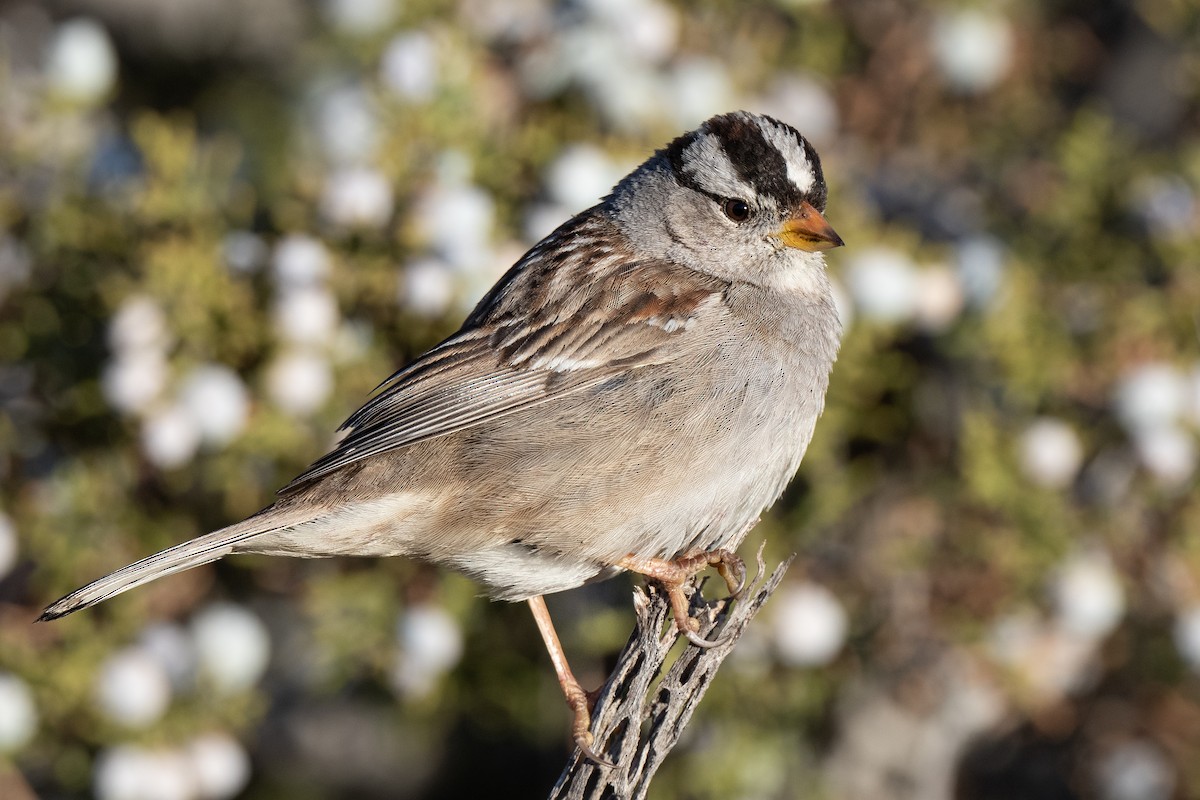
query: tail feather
38 512 302 622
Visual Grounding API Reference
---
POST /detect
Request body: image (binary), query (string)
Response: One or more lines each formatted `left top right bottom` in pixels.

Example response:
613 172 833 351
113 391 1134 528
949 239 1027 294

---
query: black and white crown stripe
665 111 827 213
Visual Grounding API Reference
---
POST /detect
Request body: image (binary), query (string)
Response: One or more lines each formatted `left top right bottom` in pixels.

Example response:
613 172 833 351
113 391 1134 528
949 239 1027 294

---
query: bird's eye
722 198 751 223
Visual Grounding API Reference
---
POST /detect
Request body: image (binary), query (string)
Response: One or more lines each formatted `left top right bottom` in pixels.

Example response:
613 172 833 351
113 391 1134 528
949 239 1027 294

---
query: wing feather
279 214 728 494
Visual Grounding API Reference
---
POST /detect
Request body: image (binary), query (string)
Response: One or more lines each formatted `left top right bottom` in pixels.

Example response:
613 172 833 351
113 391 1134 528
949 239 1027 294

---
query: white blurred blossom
392 604 464 698
913 264 965 331
755 76 839 145
1096 740 1176 800
187 732 252 800
95 647 172 728
844 246 919 323
1114 363 1188 432
1134 175 1196 240
109 296 170 354
560 26 625 91
141 404 201 469
273 235 330 289
222 231 268 274
930 9 1014 93
955 236 1006 307
575 50 665 131
45 18 117 104
314 84 379 166
578 0 681 64
515 38 574 100
94 745 197 800
320 167 394 229
104 351 169 414
1053 549 1124 640
1113 364 1195 485
179 365 249 446
1018 417 1084 489
400 258 456 317
0 512 16 579
274 285 340 346
611 0 679 63
772 583 848 667
191 603 271 693
0 673 37 753
139 623 198 692
323 0 398 35
413 169 495 273
266 350 334 417
381 32 439 102
987 611 1098 698
1173 605 1200 672
545 144 621 212
1133 425 1197 486
668 57 734 129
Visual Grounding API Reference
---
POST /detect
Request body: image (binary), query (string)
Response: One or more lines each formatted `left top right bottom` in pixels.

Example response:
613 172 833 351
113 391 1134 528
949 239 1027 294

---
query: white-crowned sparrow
40 111 843 763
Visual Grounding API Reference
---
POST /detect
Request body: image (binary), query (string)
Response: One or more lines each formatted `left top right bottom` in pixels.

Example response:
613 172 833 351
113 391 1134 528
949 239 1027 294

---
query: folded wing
280 222 728 494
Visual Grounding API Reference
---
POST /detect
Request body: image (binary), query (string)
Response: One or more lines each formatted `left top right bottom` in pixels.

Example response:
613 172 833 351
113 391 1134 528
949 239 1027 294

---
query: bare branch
548 548 792 800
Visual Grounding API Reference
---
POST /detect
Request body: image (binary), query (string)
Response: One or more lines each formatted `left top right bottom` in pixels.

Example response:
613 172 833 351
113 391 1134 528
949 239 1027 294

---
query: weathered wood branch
548 548 792 800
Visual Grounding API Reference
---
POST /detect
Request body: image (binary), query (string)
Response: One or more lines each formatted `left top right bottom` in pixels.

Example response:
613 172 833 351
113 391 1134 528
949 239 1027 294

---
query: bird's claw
565 683 614 767
575 731 616 768
680 625 733 649
570 703 614 767
716 552 747 599
618 547 749 650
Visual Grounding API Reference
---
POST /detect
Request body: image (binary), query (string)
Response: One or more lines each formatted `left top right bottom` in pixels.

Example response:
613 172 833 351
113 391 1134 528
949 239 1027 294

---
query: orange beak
775 201 844 251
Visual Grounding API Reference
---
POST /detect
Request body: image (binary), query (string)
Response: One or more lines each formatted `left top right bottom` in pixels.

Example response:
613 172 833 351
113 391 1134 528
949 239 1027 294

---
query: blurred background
1 0 1199 798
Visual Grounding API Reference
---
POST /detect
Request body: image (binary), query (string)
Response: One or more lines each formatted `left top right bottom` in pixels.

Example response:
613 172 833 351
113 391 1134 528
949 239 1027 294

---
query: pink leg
527 595 614 767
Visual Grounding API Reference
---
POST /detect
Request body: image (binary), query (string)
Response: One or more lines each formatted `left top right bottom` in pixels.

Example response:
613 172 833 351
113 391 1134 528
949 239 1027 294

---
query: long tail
38 508 310 622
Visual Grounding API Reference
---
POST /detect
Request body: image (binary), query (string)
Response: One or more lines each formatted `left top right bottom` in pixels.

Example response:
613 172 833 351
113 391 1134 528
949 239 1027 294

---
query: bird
40 110 844 765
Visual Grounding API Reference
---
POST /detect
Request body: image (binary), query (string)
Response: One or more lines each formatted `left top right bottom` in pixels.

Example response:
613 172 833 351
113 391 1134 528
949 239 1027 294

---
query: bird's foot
673 548 748 598
618 548 746 648
564 680 615 767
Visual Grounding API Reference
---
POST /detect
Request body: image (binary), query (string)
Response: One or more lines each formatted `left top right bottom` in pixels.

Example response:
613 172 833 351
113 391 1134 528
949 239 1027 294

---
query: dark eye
722 198 751 223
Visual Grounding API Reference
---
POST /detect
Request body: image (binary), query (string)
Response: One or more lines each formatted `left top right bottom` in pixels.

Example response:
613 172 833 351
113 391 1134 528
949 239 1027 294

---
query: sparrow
41 111 844 764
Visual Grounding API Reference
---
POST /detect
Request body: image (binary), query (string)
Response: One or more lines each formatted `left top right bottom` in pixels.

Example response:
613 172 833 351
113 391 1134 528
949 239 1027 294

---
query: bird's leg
617 548 746 648
526 596 614 767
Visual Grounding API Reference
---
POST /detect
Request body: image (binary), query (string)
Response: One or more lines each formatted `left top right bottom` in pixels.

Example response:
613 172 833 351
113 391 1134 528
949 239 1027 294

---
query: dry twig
548 546 792 799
